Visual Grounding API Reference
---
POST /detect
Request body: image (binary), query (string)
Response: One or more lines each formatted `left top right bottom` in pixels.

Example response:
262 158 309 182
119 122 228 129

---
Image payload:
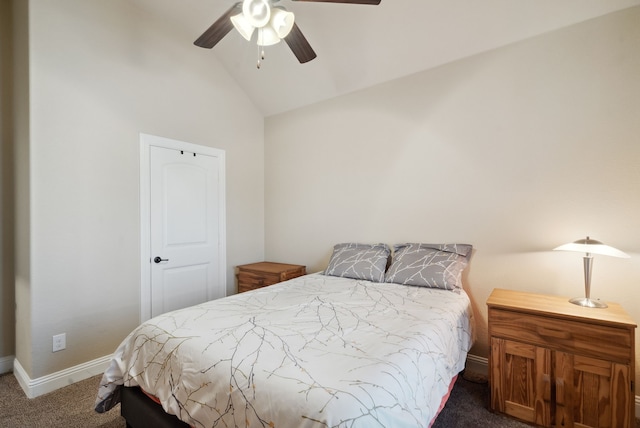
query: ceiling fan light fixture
257 26 281 46
270 7 295 39
242 0 271 28
197 0 381 65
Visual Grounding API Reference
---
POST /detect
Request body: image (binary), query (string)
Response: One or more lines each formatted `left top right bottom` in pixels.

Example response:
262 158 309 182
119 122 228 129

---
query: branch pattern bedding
95 271 474 427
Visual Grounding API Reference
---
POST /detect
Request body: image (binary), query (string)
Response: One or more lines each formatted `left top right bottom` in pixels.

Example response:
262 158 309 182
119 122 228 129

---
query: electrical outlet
52 333 66 352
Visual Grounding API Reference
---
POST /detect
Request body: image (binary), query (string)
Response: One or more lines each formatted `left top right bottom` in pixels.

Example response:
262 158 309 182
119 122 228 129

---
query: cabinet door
491 337 552 426
555 352 631 428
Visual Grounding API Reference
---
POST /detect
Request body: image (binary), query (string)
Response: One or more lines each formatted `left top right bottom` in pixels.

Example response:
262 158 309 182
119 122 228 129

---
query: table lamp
553 236 629 308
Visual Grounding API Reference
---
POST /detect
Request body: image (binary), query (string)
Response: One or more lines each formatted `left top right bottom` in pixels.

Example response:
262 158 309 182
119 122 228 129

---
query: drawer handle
536 327 571 340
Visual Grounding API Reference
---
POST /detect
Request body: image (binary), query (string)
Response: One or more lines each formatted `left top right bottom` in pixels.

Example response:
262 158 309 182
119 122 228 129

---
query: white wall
11 0 31 375
265 6 640 387
17 0 265 379
0 0 16 366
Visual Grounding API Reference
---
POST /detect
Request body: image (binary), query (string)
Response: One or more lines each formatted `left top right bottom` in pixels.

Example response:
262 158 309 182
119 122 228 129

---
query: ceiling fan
194 0 381 67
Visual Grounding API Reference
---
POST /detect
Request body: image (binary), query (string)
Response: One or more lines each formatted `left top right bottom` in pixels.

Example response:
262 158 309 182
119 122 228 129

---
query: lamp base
569 297 608 309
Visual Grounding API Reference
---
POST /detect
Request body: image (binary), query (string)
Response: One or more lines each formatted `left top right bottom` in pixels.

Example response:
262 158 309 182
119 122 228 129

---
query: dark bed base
121 386 190 428
120 373 460 428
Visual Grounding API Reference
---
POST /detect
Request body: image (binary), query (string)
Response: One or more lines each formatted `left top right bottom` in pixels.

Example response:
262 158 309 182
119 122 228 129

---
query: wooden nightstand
487 288 636 428
236 262 306 293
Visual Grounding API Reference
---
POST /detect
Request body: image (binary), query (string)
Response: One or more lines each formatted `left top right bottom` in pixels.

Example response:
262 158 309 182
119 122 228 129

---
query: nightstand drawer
489 308 633 364
236 262 306 293
280 267 306 281
238 271 279 289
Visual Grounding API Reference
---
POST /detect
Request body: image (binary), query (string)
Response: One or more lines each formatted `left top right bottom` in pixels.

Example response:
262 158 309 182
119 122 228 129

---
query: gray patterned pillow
324 243 391 283
384 243 473 290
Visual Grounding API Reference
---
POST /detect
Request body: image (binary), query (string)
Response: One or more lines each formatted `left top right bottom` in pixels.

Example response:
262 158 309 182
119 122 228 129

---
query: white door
140 134 226 321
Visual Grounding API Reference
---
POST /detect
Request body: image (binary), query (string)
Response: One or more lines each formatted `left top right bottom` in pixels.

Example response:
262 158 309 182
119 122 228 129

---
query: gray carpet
431 373 531 428
1 371 638 427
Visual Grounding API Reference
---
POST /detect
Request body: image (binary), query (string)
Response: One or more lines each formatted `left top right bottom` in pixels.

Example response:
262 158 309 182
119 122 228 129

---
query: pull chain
257 28 266 69
257 46 266 69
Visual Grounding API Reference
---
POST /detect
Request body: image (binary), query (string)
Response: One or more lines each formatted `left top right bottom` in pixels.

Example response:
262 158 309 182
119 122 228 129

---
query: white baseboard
0 355 14 374
465 353 640 419
465 353 488 378
13 355 112 398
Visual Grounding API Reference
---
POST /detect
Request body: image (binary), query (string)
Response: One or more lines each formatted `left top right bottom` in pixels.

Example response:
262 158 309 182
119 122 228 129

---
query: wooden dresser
236 262 306 293
487 288 636 428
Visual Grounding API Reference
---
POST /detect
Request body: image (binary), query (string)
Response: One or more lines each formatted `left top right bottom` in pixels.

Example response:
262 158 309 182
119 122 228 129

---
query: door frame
139 133 226 322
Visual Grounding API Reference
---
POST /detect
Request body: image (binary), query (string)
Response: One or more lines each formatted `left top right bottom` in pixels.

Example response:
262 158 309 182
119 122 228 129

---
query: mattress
95 273 474 427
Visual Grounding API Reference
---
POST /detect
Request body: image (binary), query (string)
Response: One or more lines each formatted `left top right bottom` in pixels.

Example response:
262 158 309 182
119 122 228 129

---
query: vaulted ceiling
150 0 640 116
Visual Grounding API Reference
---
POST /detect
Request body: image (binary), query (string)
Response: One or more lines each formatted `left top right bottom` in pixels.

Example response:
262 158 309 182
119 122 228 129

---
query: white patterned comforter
95 273 474 428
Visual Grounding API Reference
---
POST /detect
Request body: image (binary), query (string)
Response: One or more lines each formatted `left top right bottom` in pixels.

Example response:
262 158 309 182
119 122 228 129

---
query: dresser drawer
489 308 633 364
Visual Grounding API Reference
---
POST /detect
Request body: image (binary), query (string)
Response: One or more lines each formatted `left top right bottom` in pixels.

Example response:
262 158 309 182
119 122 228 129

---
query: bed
95 243 475 428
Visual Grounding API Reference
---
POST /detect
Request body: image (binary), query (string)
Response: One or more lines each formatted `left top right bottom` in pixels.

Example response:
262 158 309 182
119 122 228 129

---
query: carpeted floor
1 371 638 427
0 373 124 427
431 373 531 428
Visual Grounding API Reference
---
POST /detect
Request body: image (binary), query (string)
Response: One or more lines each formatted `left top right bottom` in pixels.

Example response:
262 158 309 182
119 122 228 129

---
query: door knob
153 256 169 263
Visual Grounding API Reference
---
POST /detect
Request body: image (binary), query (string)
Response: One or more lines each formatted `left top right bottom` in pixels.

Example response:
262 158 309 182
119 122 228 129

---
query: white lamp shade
257 26 281 46
270 7 295 38
230 13 255 41
554 237 629 258
242 0 271 28
231 1 295 50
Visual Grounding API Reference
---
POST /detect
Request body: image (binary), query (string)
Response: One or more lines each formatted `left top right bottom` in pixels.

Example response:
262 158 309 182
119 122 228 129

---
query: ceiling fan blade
291 0 381 4
284 23 317 63
194 3 242 49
